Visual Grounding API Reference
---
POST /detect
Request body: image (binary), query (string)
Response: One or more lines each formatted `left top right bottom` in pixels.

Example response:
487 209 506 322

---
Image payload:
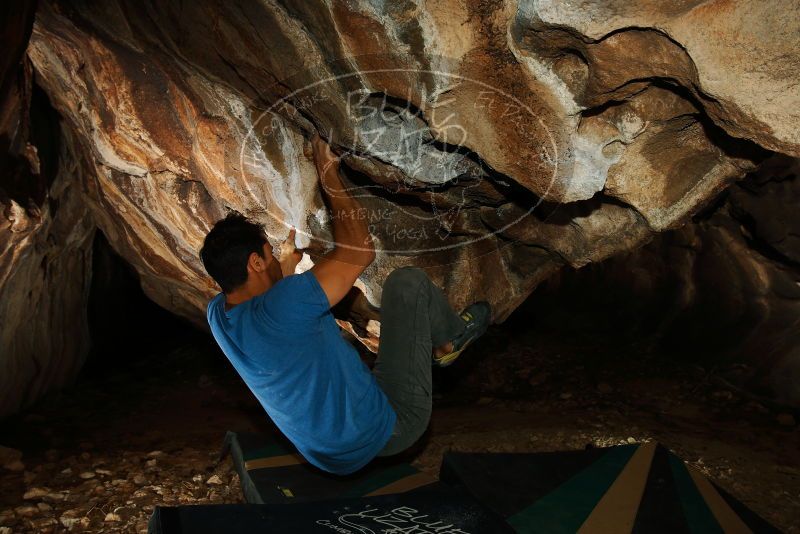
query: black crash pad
148 490 514 534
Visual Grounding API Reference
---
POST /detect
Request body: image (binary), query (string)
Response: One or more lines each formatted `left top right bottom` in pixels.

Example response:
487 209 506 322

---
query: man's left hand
277 228 303 277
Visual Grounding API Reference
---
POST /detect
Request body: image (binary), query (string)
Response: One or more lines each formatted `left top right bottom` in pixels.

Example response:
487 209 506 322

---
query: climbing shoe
433 301 492 367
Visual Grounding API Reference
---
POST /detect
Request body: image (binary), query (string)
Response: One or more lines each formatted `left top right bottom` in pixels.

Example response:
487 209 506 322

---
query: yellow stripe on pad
365 472 437 497
687 466 752 533
244 453 306 470
577 441 657 534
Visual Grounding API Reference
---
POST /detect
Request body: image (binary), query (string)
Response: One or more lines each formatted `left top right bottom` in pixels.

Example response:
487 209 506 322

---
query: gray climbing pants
373 267 465 456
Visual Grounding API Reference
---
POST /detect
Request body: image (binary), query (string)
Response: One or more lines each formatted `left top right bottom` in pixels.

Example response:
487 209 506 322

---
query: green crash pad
439 441 779 534
221 431 441 504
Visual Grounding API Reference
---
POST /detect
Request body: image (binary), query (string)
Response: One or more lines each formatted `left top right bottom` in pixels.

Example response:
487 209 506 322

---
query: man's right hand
309 131 376 308
311 133 340 178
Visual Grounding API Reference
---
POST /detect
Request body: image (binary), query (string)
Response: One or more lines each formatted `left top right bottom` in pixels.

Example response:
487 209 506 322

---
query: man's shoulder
206 293 224 315
206 294 239 349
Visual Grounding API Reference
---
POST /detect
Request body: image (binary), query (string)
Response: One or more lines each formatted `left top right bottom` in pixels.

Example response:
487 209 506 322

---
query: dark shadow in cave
80 231 196 378
0 79 60 209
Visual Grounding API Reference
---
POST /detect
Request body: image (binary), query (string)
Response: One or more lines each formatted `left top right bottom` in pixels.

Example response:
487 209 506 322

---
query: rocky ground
1 319 798 533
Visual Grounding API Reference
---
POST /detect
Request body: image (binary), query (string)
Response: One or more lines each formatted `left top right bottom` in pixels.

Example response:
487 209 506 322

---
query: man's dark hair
200 213 268 294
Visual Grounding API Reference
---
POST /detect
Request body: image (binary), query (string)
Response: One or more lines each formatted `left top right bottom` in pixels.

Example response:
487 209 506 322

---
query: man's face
263 242 283 281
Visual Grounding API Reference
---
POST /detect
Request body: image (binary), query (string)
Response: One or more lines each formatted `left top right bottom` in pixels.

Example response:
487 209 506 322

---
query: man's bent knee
383 266 428 292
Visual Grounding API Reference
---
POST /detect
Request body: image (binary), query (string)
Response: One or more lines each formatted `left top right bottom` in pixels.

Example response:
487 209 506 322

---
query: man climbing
199 133 491 475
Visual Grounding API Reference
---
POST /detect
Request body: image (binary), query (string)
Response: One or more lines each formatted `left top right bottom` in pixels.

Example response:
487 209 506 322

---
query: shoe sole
433 302 491 367
433 331 481 367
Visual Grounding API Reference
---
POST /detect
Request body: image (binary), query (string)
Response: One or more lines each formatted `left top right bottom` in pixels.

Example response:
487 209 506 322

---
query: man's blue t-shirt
206 271 396 475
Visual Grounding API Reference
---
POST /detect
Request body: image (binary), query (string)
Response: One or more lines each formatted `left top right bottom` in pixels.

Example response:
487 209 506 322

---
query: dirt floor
1 319 798 533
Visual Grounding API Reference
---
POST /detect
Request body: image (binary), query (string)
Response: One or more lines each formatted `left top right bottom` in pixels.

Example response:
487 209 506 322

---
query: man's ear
248 251 266 273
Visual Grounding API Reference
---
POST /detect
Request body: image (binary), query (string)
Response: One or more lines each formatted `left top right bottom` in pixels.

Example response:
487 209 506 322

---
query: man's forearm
318 161 375 266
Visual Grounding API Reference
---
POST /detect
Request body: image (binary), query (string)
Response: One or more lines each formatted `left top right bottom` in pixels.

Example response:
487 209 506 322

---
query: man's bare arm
310 133 376 307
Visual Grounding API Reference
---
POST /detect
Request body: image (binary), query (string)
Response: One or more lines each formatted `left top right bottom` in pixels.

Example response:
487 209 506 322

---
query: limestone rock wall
1 0 799 412
1 0 96 414
0 130 96 415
